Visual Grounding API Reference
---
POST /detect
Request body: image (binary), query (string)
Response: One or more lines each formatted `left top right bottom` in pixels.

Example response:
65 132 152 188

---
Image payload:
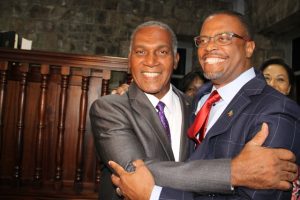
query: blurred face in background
185 76 205 97
262 64 291 95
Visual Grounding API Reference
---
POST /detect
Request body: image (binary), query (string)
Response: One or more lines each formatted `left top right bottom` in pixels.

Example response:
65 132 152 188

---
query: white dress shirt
145 84 182 161
196 67 256 137
150 67 256 200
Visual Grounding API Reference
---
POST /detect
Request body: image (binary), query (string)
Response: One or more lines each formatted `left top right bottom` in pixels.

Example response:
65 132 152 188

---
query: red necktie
188 90 221 144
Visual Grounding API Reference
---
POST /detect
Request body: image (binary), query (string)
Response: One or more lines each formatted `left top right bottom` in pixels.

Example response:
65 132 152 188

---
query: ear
173 53 180 70
245 41 255 58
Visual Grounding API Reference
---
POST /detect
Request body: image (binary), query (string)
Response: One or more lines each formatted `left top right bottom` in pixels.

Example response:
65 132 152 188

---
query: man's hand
109 159 155 200
231 123 297 190
111 83 130 95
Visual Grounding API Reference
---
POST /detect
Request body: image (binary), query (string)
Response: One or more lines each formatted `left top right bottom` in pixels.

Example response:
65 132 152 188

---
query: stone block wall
0 0 232 58
249 0 300 66
1 0 300 72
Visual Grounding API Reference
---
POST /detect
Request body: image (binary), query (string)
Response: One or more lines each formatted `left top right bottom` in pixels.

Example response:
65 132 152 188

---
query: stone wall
248 0 300 67
0 0 232 59
1 0 300 71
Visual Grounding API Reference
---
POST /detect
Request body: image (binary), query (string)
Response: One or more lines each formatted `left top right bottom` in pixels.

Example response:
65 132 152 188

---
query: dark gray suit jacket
90 82 231 200
159 72 300 199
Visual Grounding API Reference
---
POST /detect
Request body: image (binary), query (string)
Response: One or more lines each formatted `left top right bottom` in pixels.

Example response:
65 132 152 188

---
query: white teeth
143 72 160 77
205 58 225 64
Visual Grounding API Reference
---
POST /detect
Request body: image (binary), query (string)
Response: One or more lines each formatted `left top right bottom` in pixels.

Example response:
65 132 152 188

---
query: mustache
201 52 225 59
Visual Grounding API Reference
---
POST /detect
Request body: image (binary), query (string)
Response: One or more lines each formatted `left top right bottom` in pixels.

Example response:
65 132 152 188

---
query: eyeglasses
194 32 250 48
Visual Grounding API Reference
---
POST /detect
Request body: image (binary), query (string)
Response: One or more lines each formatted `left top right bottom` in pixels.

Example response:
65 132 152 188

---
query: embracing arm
90 95 230 193
109 124 297 200
91 96 297 200
147 123 297 192
147 158 231 193
229 97 300 199
231 124 297 190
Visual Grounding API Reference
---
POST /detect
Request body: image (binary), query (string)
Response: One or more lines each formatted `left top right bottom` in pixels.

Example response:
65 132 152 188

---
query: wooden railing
0 48 128 199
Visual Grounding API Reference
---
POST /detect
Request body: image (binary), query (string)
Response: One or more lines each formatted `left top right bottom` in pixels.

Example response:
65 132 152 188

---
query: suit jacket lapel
191 82 213 120
172 87 191 161
205 92 251 139
205 72 266 140
128 82 175 160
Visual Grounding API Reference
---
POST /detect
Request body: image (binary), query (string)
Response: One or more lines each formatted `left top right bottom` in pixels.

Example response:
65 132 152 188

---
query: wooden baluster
101 70 111 96
13 63 29 187
54 66 70 190
94 69 111 190
127 73 132 85
94 160 102 192
74 69 91 193
0 61 9 162
101 79 109 95
33 64 49 188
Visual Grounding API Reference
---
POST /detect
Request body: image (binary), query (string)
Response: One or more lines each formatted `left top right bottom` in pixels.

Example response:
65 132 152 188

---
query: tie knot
207 90 221 105
156 101 165 112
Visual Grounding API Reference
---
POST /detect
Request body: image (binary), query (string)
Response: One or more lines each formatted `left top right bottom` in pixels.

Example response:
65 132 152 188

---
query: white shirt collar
145 85 174 112
213 67 256 104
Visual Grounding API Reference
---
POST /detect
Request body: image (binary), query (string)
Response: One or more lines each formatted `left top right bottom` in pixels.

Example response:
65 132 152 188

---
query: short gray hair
129 21 178 55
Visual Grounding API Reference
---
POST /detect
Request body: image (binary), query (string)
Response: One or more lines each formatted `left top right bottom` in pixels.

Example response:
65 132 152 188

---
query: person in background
260 58 294 97
180 69 208 98
260 58 299 200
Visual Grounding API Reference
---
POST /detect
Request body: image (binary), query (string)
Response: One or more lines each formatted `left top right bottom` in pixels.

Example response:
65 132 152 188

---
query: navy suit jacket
160 72 300 200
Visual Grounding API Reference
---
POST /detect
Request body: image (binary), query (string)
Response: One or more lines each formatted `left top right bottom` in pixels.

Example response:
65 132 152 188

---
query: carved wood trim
0 48 128 199
0 61 8 162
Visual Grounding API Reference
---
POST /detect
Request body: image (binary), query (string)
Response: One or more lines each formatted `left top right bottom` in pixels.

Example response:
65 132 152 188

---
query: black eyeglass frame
193 32 251 48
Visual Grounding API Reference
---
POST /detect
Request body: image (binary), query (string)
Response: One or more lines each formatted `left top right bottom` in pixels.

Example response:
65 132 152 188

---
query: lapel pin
227 110 234 117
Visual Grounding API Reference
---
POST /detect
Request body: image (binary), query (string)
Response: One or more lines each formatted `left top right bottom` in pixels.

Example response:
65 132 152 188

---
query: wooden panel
0 48 128 199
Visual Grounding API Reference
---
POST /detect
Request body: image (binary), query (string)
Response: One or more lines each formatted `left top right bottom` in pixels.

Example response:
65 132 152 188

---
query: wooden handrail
0 48 128 72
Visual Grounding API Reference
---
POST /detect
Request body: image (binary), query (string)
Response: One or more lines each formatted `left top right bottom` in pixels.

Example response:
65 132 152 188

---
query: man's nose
144 53 158 67
205 38 218 51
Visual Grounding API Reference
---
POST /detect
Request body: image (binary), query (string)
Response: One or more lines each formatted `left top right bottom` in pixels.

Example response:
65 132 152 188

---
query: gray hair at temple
129 21 178 55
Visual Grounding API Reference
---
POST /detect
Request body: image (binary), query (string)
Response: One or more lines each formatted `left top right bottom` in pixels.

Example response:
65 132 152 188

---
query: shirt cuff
150 185 163 200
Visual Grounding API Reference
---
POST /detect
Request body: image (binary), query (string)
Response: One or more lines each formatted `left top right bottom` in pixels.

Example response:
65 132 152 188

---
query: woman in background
260 58 294 97
180 69 208 98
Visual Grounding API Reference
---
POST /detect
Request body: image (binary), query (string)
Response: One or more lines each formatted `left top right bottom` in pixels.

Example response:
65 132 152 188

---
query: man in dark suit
109 11 300 200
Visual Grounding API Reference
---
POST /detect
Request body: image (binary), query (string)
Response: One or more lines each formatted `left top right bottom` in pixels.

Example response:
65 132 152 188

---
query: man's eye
199 38 208 44
159 50 169 55
135 50 145 55
218 36 230 42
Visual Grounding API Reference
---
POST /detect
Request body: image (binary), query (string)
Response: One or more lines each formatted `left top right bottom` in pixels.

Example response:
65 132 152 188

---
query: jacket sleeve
147 159 232 194
90 95 232 194
90 96 146 171
228 94 300 200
